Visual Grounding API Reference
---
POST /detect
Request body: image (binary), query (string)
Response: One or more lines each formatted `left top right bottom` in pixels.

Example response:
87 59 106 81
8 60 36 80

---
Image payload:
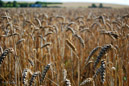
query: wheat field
0 8 128 86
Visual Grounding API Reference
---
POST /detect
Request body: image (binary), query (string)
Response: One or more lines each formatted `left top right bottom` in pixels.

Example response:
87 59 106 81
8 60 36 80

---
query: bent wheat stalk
100 31 119 39
66 27 76 35
80 78 94 86
85 46 101 65
66 39 77 52
41 42 52 49
16 38 25 45
74 34 85 48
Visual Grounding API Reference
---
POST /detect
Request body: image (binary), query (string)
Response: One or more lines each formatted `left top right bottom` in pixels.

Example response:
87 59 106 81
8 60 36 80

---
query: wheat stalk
66 39 77 52
74 34 85 48
63 69 67 81
85 46 101 65
66 26 76 35
16 38 25 45
80 78 94 86
100 31 119 39
44 31 53 37
35 18 42 27
28 58 34 67
41 42 52 49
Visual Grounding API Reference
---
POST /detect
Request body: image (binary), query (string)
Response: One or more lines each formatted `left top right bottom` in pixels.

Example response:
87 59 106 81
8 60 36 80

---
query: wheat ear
29 71 41 86
22 68 33 85
66 39 77 52
0 48 14 65
63 69 71 86
80 78 94 86
40 63 51 84
93 60 106 83
94 44 112 69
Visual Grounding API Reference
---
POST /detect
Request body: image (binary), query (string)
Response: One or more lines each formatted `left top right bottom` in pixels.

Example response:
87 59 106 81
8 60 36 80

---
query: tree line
0 0 62 7
88 3 104 8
